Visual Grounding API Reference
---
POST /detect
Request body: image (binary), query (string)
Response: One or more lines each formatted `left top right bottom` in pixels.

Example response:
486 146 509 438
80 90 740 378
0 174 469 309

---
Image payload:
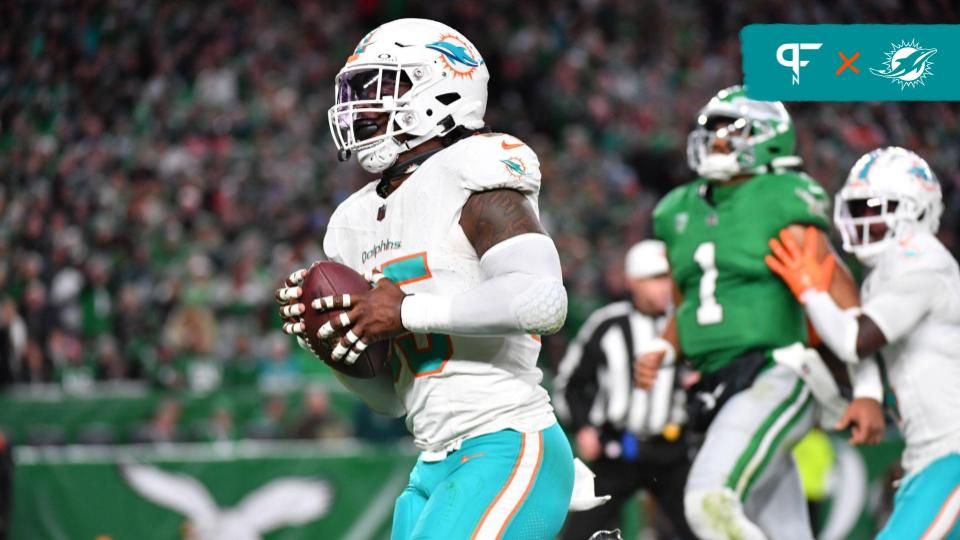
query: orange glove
764 226 836 300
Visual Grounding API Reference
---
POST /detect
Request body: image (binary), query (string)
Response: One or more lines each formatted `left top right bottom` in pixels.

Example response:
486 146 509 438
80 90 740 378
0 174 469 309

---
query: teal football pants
879 452 960 540
391 423 574 540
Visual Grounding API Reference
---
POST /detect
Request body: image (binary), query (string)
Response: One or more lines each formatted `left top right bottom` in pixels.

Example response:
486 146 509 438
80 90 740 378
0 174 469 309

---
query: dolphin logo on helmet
426 37 483 70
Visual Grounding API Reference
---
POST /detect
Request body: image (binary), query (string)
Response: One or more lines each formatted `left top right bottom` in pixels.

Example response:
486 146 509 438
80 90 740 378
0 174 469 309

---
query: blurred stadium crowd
0 0 958 443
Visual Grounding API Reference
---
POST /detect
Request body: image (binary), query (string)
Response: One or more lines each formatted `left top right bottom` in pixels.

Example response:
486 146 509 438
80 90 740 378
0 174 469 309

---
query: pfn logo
776 43 823 85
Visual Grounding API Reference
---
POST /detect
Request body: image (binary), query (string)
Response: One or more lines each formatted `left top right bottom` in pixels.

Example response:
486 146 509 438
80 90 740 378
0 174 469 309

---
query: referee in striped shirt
555 240 695 540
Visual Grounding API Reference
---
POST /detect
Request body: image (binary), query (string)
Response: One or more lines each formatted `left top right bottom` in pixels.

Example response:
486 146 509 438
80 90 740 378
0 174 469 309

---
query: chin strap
376 121 491 197
770 155 803 168
754 155 804 175
701 154 805 183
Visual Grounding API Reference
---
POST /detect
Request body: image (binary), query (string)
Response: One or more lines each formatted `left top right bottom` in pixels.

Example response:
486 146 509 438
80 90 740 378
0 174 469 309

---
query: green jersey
653 171 830 373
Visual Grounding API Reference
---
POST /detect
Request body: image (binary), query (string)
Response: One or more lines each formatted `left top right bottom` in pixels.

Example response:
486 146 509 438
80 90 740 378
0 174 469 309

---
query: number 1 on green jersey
694 242 724 325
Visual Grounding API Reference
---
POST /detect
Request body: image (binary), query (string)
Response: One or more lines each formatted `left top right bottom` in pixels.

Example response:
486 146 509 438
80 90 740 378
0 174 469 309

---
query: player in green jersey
634 86 883 539
653 158 828 373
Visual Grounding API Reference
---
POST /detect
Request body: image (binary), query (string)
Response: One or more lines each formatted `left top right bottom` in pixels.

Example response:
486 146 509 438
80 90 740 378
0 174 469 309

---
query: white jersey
860 232 960 473
323 133 557 456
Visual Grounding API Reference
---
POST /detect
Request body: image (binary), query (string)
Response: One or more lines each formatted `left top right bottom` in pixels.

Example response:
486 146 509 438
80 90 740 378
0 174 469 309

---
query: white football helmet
835 146 943 263
327 19 489 173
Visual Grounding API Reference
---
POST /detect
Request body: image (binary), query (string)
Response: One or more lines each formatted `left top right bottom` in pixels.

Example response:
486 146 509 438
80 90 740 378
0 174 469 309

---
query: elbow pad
512 275 568 335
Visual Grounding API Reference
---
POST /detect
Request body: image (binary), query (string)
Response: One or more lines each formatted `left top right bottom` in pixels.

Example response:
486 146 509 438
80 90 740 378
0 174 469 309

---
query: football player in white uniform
276 19 577 540
766 146 960 539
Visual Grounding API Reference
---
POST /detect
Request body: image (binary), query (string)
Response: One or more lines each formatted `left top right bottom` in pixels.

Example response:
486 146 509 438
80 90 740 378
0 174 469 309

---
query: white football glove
276 267 308 339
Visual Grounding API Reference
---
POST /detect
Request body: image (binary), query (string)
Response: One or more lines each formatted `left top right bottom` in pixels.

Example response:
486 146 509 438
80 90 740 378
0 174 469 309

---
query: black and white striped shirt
554 301 685 438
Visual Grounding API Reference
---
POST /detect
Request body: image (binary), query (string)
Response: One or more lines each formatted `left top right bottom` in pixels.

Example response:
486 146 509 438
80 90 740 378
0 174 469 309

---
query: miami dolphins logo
347 30 377 63
426 34 483 79
908 163 939 192
501 157 529 178
870 39 937 89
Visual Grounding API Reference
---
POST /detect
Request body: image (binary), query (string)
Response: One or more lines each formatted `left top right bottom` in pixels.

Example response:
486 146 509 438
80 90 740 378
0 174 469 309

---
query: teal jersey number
381 252 453 378
393 333 454 379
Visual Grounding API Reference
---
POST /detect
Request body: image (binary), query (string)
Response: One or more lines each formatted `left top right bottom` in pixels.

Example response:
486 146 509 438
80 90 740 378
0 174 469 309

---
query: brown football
299 261 389 378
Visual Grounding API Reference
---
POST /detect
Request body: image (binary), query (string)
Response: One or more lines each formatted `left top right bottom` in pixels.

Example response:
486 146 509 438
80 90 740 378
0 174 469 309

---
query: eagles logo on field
121 464 332 540
426 34 483 79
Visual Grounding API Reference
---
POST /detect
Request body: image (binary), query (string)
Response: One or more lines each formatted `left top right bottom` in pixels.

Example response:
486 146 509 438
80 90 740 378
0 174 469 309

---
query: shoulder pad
323 181 380 264
652 182 697 240
762 171 831 225
447 133 542 195
327 181 379 226
654 183 695 218
879 232 959 278
763 171 829 197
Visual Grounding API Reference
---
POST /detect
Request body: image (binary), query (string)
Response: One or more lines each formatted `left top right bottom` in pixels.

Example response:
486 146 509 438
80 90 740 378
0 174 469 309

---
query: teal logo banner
742 25 959 101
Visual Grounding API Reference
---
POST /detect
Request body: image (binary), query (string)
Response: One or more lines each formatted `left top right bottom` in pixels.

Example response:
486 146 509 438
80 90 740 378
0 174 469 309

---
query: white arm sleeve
860 272 936 344
851 355 884 402
401 233 567 336
800 290 861 364
803 269 937 365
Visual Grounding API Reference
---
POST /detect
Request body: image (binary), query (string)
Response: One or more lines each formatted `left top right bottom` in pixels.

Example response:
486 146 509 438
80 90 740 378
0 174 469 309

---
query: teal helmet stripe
858 151 880 180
